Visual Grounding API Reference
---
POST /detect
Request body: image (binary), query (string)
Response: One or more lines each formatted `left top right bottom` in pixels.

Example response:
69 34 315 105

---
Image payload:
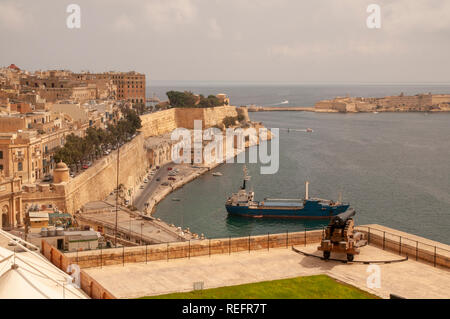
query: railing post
122 246 125 267
399 236 402 255
267 233 270 251
209 239 211 257
383 231 385 250
416 241 418 261
434 246 437 267
286 230 288 248
304 228 306 247
167 243 169 262
188 240 191 259
146 244 148 264
229 236 231 255
248 235 250 253
100 247 102 268
368 227 371 245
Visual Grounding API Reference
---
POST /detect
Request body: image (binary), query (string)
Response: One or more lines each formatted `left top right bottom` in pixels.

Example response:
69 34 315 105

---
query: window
0 165 3 171
18 162 23 171
0 151 2 159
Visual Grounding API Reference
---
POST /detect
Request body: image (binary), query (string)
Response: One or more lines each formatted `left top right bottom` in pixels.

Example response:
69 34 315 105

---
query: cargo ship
225 166 350 219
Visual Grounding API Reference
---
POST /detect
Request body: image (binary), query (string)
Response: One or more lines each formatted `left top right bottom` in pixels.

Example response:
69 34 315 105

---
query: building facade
0 173 23 230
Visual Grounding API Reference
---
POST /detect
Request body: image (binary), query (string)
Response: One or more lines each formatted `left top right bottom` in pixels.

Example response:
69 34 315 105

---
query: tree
52 109 143 170
167 91 197 108
223 116 237 128
198 95 222 108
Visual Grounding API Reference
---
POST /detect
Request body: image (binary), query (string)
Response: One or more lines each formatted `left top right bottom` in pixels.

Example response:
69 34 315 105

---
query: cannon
318 208 366 261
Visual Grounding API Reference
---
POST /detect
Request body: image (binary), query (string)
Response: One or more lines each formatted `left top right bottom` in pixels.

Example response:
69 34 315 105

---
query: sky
1 0 450 83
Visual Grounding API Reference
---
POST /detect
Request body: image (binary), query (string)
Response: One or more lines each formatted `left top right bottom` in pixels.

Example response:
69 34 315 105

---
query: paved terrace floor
85 244 449 299
79 208 190 243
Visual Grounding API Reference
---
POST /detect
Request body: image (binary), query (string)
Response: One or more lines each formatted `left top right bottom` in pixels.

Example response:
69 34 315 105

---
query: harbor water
151 84 450 244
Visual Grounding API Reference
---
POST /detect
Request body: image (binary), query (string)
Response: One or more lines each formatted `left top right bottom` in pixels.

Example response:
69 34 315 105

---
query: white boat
212 172 223 176
280 100 289 104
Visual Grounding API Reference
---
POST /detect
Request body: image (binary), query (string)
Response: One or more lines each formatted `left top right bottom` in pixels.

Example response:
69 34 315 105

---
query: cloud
0 2 30 31
207 18 222 39
383 0 450 34
144 0 197 31
268 40 401 58
113 14 135 31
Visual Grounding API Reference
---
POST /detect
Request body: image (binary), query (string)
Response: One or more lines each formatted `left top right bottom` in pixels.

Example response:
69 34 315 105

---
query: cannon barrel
331 208 356 226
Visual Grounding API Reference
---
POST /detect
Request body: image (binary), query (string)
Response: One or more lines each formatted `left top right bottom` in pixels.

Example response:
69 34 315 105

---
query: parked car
161 182 169 186
43 175 53 182
144 179 148 183
140 185 145 189
156 178 161 182
168 177 176 181
167 167 173 171
82 164 89 169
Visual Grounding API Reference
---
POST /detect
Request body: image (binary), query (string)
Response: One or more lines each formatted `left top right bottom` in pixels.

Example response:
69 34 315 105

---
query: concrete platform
85 244 450 299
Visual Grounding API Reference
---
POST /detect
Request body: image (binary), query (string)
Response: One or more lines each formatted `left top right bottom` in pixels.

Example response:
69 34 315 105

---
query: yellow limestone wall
62 106 246 213
140 106 242 137
64 134 149 214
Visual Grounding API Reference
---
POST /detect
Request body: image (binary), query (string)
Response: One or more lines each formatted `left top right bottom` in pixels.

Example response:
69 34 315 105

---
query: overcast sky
1 0 450 83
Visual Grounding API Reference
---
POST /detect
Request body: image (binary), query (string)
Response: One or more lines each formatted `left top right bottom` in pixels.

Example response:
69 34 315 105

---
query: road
134 163 172 212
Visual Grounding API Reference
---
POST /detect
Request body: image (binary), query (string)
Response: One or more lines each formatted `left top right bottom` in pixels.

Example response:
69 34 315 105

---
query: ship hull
225 203 350 219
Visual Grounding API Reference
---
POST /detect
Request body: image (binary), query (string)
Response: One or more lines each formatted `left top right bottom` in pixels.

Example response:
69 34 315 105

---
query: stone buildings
315 93 450 112
0 65 131 187
73 71 146 104
0 173 23 230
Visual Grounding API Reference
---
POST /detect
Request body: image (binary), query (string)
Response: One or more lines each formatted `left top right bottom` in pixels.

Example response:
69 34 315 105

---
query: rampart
63 133 149 214
139 106 245 137
24 106 251 214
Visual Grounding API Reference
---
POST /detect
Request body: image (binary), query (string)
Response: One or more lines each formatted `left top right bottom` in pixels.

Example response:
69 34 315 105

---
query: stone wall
49 106 249 214
22 183 67 213
140 106 242 137
42 240 115 299
64 134 149 214
64 229 324 269
139 108 177 138
356 226 450 269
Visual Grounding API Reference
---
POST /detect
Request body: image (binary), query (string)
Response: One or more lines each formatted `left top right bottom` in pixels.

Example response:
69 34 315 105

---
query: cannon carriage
318 208 367 261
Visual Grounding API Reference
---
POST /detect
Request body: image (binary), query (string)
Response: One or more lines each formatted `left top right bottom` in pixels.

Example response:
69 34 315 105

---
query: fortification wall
140 106 241 136
139 108 177 138
58 106 245 214
200 106 239 128
64 134 149 214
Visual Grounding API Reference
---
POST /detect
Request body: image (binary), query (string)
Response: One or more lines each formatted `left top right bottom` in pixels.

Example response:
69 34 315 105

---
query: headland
247 92 450 113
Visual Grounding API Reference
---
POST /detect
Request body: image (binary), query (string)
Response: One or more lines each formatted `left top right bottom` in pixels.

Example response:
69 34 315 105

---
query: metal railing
69 227 325 269
356 226 450 269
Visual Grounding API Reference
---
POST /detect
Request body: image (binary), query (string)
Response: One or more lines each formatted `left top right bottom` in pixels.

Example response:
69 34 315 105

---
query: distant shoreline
246 106 450 113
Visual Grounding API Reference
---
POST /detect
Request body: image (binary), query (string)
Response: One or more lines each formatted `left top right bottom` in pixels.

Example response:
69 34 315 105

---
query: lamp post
114 142 120 247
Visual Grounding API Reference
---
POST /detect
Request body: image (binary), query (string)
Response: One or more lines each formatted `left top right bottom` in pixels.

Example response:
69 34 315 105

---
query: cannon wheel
347 254 354 262
323 251 330 260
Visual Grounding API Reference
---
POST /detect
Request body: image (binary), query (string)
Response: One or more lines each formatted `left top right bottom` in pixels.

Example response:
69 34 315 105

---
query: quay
247 106 315 112
77 201 193 245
